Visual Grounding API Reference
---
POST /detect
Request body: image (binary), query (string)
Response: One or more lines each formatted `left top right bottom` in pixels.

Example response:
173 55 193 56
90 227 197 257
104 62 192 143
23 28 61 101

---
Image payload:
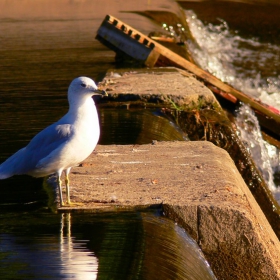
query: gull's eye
81 83 86 88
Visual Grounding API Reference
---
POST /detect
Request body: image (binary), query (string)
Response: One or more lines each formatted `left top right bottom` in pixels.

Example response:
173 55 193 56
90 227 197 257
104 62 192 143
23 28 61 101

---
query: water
0 211 216 280
99 108 188 145
181 7 280 201
235 105 277 188
184 9 280 110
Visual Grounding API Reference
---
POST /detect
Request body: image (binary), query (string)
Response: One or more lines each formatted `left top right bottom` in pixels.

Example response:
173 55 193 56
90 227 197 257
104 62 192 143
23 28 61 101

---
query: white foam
184 10 280 201
184 10 280 110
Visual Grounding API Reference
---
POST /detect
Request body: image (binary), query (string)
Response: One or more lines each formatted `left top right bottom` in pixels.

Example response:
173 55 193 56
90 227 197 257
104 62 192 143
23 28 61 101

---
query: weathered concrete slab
98 68 217 108
52 141 280 280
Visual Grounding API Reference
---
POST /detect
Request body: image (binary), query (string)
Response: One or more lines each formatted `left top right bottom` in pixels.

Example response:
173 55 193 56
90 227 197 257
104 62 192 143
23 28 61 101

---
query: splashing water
183 10 280 200
184 10 280 110
235 104 279 191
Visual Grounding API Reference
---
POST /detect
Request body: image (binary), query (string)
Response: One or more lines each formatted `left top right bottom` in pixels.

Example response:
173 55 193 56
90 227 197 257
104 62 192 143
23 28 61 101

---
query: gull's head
69 76 102 95
68 76 106 103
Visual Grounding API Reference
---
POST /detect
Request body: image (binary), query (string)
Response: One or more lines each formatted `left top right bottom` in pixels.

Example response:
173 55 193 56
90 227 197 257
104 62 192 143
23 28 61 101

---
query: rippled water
0 211 216 280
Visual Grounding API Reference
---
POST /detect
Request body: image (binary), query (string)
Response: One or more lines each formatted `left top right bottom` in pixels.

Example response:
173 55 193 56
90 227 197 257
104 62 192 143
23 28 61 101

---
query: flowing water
184 8 280 109
180 5 280 201
0 211 216 280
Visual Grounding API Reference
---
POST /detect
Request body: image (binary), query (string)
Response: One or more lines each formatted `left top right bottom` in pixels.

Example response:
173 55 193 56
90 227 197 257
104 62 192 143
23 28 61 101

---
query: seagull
0 77 106 207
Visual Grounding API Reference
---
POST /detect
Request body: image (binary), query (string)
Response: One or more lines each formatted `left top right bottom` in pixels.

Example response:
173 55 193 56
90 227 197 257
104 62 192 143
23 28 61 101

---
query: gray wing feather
0 122 73 178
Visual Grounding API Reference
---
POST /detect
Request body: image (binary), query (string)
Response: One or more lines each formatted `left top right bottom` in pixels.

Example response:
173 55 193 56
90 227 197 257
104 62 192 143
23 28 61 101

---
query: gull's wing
27 123 73 161
0 122 73 178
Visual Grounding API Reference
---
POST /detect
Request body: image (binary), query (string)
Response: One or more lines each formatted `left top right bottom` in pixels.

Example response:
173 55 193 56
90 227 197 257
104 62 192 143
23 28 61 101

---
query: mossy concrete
97 67 217 109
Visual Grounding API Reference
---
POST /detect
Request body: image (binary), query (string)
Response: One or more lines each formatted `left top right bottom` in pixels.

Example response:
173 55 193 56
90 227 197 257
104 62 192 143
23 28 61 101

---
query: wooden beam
96 15 280 133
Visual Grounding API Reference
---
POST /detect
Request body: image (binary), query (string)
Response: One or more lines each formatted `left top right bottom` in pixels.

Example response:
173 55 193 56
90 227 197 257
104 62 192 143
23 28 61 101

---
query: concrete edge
163 202 280 279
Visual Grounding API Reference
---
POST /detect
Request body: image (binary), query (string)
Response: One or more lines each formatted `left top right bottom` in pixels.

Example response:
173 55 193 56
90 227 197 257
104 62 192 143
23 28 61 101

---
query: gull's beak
93 89 108 96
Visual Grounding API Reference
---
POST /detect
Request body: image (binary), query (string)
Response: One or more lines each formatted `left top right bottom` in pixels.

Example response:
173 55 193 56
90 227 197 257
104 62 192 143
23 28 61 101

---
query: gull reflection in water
60 213 98 279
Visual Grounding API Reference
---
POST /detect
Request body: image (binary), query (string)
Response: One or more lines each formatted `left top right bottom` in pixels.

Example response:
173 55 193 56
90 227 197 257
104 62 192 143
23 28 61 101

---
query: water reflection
0 211 217 280
99 108 188 145
0 212 98 279
60 213 98 279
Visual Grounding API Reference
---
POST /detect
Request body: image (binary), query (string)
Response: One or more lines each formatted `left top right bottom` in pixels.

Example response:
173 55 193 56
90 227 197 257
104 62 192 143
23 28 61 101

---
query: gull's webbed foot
64 201 84 207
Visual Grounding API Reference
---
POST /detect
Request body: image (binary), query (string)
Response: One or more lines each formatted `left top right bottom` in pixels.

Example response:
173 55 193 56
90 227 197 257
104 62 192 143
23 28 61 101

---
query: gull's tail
0 148 26 179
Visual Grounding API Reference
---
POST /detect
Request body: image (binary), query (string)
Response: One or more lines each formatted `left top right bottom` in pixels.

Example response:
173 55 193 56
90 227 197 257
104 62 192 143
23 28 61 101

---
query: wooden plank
152 43 280 122
96 18 153 63
96 15 280 128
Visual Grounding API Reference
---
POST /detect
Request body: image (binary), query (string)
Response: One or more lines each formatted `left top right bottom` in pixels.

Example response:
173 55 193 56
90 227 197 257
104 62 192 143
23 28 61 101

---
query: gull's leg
65 168 71 205
63 168 83 206
57 170 64 207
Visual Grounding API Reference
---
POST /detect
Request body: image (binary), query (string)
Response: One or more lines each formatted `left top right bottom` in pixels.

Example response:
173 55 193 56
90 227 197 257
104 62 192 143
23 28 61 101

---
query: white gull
0 76 106 206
